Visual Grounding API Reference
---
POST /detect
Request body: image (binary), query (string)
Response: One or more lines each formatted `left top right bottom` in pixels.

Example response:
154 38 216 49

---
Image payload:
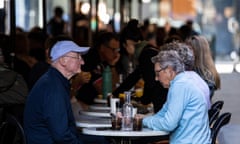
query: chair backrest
208 108 220 127
0 113 26 144
0 121 8 143
211 101 224 111
211 112 231 144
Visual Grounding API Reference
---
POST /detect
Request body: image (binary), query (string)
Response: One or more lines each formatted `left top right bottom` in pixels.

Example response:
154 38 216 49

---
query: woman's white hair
152 50 185 74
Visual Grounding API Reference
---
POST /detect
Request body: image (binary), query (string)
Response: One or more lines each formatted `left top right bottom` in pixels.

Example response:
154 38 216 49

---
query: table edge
82 127 169 137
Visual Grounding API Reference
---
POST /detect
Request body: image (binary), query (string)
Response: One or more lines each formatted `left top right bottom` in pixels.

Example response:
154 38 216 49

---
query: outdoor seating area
1 0 240 143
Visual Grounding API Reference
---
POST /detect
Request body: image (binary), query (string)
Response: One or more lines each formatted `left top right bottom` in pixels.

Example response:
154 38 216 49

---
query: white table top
94 98 107 104
75 115 111 128
79 109 111 117
89 104 110 110
72 102 111 128
82 127 169 137
76 122 111 128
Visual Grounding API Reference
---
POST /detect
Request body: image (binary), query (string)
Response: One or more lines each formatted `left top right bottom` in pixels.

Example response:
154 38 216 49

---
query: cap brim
50 41 90 61
74 46 89 55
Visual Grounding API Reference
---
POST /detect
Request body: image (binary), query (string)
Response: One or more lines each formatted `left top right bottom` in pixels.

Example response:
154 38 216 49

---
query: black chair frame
211 112 231 144
211 101 224 111
0 113 26 144
208 108 220 127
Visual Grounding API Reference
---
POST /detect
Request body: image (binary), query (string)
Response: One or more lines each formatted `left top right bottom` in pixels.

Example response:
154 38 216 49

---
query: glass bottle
122 91 133 131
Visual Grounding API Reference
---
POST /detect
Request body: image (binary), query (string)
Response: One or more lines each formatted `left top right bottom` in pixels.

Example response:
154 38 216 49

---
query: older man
143 48 211 144
24 40 89 144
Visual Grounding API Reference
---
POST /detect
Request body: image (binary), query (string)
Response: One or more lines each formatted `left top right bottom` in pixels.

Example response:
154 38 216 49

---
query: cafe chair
0 121 8 143
211 112 231 144
208 108 220 127
0 113 26 144
211 101 224 111
208 100 224 127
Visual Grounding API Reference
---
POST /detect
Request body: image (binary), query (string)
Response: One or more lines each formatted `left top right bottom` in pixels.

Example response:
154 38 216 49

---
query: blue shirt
24 67 83 144
143 72 211 144
185 71 211 109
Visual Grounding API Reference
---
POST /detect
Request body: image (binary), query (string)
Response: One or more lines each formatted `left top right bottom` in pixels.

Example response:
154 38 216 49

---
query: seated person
113 19 168 113
24 40 109 144
185 35 221 99
160 41 211 109
143 47 211 143
76 32 120 105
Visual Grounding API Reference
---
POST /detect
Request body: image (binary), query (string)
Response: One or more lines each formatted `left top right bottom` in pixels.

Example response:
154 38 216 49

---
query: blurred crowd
0 5 222 143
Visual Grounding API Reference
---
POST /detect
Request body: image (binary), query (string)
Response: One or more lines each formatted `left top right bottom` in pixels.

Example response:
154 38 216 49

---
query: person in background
143 48 211 144
177 20 199 42
28 27 48 63
47 6 67 37
73 1 89 46
76 32 120 105
113 19 168 113
117 19 143 78
185 35 221 99
24 40 89 144
13 32 37 87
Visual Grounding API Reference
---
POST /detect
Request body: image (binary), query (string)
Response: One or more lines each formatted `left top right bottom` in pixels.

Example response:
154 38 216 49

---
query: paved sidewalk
213 72 240 124
212 62 240 144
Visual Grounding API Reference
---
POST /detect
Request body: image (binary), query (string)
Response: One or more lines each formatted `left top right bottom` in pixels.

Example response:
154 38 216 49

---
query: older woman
143 47 211 143
160 41 211 109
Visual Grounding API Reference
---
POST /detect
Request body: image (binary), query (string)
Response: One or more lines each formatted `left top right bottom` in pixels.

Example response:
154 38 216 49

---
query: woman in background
186 35 221 99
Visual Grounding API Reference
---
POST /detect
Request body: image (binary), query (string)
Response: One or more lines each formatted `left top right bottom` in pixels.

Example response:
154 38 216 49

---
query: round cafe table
94 98 107 104
75 115 111 128
79 109 111 117
82 127 169 144
89 104 110 110
72 101 111 128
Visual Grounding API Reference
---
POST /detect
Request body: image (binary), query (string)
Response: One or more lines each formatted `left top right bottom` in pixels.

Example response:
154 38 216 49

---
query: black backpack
0 66 28 106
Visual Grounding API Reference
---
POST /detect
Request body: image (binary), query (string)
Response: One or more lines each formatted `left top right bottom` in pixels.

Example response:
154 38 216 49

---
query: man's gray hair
151 50 185 74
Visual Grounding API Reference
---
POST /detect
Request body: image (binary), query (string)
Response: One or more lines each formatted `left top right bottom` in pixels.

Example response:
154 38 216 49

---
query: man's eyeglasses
105 45 120 53
64 55 82 61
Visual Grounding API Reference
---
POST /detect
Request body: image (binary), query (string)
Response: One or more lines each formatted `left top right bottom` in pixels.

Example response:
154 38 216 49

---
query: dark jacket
24 67 83 144
113 45 168 113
